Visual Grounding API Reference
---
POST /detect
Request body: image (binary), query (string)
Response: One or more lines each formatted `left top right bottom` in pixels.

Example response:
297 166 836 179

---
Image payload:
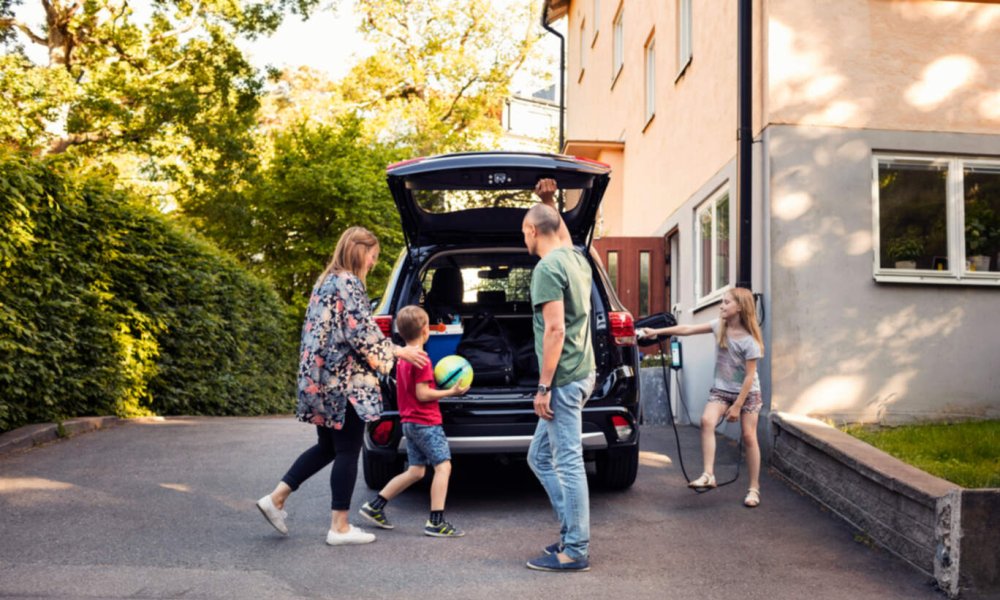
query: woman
257 226 428 545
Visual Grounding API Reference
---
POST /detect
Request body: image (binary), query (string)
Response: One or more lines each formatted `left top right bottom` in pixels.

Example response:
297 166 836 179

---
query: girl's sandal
688 472 717 489
744 488 761 508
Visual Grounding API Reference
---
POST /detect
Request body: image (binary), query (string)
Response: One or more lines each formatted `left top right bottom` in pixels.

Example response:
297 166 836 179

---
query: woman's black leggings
281 402 365 511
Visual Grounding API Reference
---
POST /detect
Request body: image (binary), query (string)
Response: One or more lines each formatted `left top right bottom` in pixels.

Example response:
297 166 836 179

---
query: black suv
363 152 642 490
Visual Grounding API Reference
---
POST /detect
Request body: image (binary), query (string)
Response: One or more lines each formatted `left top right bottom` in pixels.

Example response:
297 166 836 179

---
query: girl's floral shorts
707 387 763 414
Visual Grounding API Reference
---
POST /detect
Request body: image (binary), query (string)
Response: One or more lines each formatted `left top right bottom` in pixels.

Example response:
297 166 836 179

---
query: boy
359 305 469 537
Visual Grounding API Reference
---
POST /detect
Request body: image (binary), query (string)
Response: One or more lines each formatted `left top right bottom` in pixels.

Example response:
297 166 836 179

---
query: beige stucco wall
564 0 765 237
766 0 1000 133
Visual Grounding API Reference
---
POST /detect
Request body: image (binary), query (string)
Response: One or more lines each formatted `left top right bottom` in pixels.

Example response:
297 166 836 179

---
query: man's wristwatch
536 384 551 395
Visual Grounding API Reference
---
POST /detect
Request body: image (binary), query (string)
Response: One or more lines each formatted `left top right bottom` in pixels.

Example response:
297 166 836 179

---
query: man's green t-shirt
531 247 595 388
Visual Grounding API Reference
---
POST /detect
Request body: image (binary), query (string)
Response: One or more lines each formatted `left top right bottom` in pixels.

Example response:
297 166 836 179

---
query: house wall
766 1 1000 134
564 0 766 236
767 124 1000 424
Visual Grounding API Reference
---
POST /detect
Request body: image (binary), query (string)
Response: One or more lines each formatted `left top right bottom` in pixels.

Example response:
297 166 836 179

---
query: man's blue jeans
527 372 596 561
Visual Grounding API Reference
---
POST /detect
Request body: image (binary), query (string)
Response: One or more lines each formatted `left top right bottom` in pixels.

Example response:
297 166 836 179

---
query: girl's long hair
718 287 765 355
317 226 380 287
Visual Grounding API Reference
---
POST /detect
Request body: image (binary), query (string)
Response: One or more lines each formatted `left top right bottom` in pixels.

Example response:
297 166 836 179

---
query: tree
341 0 541 154
0 0 318 204
187 114 407 313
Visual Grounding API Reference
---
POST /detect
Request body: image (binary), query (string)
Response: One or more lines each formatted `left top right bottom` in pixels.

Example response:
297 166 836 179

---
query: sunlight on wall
0 477 75 493
979 91 1000 121
788 375 865 415
845 230 872 256
776 234 820 267
904 55 980 111
773 191 813 221
802 100 860 126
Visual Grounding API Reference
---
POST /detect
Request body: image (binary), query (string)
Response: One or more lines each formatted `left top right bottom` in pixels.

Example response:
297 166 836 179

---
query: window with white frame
676 0 692 79
592 0 600 45
612 4 624 83
695 189 731 301
874 155 1000 283
579 18 586 79
644 35 655 124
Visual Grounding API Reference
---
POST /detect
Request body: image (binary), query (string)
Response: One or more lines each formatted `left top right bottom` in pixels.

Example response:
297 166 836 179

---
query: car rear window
412 187 585 214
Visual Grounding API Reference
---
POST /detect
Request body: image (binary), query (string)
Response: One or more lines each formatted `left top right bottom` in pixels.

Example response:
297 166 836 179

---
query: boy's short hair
396 305 429 342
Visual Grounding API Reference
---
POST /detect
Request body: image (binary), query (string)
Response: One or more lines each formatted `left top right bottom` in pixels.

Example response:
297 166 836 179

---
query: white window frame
872 154 1000 286
694 187 732 306
612 3 624 86
644 34 656 126
676 0 692 81
592 0 600 46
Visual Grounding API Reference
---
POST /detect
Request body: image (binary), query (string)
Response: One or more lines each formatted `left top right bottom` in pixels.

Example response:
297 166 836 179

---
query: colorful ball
433 355 474 389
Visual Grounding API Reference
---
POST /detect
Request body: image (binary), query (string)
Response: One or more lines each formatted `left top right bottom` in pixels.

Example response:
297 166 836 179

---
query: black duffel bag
457 312 514 386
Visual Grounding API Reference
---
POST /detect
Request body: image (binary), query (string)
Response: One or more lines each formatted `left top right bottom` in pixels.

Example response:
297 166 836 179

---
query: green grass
841 420 1000 489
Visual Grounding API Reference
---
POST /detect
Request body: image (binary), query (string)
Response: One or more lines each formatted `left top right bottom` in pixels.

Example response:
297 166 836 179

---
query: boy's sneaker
358 502 394 529
424 519 465 537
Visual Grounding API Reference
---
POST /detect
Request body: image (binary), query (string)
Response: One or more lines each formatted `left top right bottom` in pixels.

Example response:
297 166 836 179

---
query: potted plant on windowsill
886 234 925 269
965 205 999 272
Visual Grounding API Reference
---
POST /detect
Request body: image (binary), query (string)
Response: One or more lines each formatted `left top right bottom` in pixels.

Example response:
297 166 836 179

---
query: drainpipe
737 0 752 289
541 4 565 153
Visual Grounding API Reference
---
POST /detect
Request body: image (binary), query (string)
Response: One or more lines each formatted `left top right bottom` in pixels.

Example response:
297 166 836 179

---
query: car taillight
611 415 634 441
371 420 394 446
608 311 636 346
374 315 392 337
385 157 426 171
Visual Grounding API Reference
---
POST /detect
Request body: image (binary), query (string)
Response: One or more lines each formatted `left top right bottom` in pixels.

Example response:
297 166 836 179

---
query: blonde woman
257 226 428 544
637 287 765 508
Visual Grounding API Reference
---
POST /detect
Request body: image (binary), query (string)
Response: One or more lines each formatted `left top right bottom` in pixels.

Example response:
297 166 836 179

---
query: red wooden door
592 236 666 320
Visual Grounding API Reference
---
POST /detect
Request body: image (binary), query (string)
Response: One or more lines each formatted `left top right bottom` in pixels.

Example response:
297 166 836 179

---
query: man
522 179 596 572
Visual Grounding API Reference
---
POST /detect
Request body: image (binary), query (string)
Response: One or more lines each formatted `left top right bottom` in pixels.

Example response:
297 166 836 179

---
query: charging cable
657 337 742 493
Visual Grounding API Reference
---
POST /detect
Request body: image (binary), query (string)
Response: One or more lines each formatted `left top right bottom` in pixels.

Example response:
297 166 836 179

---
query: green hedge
0 153 298 433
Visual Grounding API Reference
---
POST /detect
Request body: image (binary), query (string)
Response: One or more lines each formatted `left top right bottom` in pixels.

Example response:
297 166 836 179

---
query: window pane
878 160 947 269
607 251 619 293
698 207 713 297
964 165 1000 273
714 194 729 290
639 251 650 316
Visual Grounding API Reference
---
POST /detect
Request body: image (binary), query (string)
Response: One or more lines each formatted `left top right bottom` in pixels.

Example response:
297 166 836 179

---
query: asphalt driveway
0 417 942 599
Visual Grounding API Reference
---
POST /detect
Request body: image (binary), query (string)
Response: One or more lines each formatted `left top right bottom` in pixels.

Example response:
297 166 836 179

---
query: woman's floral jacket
296 271 395 429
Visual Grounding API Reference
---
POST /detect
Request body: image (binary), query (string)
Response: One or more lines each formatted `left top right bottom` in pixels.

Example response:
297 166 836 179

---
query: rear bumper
363 405 639 458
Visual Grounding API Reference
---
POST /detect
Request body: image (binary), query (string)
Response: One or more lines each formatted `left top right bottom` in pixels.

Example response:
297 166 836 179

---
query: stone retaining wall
771 412 999 599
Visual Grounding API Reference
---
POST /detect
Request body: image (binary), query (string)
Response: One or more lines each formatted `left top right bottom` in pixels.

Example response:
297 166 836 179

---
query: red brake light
608 311 636 346
374 315 392 337
610 414 634 441
573 155 611 168
386 157 426 172
372 420 394 446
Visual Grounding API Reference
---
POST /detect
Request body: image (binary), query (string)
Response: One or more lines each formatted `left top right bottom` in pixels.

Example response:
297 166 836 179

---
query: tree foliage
187 114 406 314
0 151 297 433
0 0 318 203
339 0 540 154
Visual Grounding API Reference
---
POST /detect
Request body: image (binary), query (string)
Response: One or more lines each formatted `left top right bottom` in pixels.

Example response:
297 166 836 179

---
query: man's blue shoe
543 542 564 555
526 552 590 572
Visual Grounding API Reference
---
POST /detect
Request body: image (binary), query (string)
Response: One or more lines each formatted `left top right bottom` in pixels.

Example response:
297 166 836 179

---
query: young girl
637 287 764 508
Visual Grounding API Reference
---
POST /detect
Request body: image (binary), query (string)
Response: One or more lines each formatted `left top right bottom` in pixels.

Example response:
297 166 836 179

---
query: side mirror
634 312 677 347
371 297 381 310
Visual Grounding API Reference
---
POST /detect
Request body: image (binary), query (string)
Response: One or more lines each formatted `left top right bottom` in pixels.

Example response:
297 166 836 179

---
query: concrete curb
0 416 124 457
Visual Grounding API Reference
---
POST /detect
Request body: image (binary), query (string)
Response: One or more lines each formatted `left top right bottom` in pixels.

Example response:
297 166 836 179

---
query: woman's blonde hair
318 226 380 286
718 287 764 354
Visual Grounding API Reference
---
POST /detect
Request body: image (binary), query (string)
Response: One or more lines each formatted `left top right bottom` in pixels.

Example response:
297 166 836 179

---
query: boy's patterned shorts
707 387 763 414
402 422 452 466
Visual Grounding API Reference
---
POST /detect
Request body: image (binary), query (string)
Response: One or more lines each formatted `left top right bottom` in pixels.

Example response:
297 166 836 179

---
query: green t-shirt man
531 247 596 387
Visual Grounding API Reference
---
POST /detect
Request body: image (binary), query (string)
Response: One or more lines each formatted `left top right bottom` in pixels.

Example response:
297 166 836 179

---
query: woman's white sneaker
326 525 376 545
256 494 288 535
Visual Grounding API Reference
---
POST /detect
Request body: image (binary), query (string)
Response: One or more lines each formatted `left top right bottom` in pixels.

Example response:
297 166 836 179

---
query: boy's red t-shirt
396 359 442 425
